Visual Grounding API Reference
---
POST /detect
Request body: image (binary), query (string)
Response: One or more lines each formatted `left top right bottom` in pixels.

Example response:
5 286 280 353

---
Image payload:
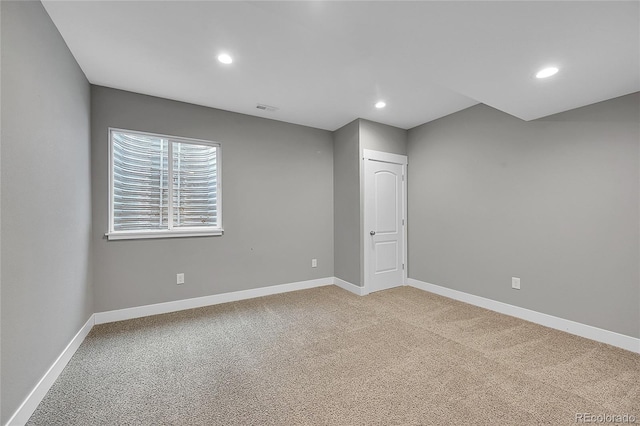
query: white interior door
364 151 407 293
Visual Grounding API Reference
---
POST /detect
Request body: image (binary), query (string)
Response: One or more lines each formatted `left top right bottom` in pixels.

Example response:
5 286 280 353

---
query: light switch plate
512 277 520 290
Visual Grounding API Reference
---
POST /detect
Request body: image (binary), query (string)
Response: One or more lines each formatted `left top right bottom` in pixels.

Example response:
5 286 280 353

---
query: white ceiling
42 1 639 131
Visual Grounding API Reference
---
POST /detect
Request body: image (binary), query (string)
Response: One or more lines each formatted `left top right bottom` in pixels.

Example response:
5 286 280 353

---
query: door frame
362 149 408 294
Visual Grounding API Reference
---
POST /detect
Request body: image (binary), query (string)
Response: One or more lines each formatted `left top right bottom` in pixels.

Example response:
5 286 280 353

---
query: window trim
106 128 223 240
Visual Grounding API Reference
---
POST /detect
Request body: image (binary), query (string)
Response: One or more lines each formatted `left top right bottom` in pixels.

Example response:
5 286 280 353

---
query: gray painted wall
333 120 361 285
1 2 93 423
359 119 408 155
332 119 408 287
359 120 408 286
91 87 333 312
407 94 640 338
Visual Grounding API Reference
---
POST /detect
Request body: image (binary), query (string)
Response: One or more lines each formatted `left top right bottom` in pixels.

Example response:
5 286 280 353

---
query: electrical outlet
177 273 185 285
311 258 317 268
512 277 520 290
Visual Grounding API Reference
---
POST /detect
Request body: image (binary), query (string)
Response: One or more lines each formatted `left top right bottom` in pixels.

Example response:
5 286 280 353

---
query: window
107 128 222 240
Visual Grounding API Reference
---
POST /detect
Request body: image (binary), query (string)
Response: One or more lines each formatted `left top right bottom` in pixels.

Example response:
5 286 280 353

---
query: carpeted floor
28 285 639 425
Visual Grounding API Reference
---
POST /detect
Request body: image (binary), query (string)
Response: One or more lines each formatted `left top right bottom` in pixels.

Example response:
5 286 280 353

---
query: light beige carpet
27 285 639 425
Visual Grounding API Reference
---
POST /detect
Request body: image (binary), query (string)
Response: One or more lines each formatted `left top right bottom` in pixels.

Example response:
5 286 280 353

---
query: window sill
105 229 224 240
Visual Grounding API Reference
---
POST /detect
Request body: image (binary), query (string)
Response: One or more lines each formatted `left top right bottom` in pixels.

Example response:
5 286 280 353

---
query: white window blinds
109 129 221 239
112 132 168 231
172 142 218 228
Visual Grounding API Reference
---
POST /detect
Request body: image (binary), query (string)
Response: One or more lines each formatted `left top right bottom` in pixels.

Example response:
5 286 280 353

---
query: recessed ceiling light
536 67 559 79
375 101 386 109
217 53 233 64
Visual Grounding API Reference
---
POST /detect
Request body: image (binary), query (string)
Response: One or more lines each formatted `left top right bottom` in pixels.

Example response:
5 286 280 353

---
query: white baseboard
333 277 368 296
6 314 95 426
95 277 334 325
407 278 640 354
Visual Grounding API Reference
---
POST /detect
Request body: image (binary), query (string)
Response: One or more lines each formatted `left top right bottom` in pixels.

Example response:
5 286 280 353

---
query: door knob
370 231 376 236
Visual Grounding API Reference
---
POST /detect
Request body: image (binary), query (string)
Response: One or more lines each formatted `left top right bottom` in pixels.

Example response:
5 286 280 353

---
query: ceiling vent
256 103 279 112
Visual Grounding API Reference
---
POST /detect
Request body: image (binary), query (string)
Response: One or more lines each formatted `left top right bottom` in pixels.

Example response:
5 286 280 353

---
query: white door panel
364 154 406 293
375 171 398 234
375 241 399 273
